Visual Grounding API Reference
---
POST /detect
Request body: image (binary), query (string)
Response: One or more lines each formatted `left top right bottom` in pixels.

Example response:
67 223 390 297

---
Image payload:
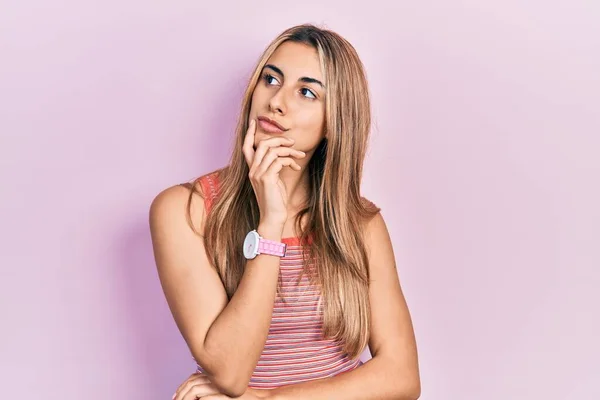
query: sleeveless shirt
193 171 363 389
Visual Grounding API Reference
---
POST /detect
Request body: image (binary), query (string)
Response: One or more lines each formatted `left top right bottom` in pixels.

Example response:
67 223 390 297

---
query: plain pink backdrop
1 1 598 399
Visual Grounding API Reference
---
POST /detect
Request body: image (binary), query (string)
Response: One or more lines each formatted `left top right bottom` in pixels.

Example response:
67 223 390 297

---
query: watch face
243 231 259 259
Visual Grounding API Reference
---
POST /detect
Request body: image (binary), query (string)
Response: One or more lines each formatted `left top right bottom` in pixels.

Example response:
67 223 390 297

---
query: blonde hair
187 24 380 359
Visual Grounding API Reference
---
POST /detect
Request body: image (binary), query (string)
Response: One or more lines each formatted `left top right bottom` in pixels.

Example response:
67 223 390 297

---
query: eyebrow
263 64 325 89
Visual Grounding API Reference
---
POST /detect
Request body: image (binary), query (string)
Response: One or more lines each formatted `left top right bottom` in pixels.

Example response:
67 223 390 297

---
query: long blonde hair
187 24 380 359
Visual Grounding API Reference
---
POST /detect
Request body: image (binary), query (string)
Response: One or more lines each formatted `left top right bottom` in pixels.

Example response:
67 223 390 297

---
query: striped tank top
193 170 363 389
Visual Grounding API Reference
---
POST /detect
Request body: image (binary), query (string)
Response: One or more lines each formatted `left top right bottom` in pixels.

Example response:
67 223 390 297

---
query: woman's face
249 41 326 153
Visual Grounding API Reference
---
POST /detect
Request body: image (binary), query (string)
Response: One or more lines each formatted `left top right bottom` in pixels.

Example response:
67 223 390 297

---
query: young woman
149 24 421 400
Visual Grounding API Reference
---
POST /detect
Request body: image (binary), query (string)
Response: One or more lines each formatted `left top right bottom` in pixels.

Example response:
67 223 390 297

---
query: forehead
266 41 323 80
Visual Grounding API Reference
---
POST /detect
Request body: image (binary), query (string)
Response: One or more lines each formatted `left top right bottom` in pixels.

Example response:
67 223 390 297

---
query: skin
248 40 327 230
164 41 420 400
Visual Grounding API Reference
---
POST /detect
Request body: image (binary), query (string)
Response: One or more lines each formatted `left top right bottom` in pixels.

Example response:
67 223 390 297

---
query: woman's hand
242 118 306 228
172 372 271 399
197 387 271 399
172 372 223 400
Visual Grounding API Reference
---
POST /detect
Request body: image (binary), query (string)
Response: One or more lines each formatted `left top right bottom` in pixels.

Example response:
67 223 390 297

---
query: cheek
292 111 325 150
296 107 324 131
249 93 258 114
248 89 262 117
251 85 269 106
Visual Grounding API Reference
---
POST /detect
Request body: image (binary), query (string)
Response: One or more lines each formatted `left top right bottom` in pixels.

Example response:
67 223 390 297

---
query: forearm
268 356 421 400
200 224 283 392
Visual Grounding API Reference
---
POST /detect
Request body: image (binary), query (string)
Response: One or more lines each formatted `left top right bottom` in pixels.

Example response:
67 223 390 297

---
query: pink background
1 1 598 399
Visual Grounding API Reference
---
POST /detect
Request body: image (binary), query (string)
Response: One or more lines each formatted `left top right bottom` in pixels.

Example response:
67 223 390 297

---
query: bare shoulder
359 196 387 246
364 212 392 254
359 199 397 275
149 180 206 235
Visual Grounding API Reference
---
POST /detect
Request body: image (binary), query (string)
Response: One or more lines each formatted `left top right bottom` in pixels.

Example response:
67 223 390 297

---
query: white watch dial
243 230 260 259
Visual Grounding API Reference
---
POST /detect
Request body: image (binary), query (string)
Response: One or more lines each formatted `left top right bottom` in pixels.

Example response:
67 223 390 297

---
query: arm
149 183 283 398
268 212 421 400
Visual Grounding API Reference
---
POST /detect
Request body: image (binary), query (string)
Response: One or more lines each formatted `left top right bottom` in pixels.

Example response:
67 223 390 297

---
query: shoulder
150 167 224 215
359 196 382 232
359 198 392 260
150 182 202 214
149 183 205 235
149 172 215 236
364 211 388 243
149 168 226 233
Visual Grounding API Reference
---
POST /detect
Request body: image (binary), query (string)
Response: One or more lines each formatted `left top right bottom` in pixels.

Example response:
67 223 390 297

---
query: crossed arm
151 185 420 400
197 213 420 400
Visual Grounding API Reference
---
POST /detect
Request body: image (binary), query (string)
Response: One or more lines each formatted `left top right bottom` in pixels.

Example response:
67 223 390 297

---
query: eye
301 88 317 99
263 73 280 86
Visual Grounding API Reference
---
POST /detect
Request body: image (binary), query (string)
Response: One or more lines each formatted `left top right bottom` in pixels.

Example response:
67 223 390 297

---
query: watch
243 229 287 259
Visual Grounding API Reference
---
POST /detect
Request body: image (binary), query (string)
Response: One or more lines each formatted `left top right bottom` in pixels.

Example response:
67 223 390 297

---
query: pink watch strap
258 237 287 257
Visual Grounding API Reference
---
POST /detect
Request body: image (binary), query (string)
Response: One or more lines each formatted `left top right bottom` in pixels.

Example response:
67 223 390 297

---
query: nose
268 87 287 115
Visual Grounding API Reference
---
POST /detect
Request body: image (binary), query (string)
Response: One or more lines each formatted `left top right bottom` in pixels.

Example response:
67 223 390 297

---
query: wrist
256 223 284 242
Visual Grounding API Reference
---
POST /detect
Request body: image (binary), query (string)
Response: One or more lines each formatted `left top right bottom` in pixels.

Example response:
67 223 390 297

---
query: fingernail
172 394 176 400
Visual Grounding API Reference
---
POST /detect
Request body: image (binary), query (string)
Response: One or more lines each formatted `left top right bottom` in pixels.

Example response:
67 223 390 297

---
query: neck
279 166 310 212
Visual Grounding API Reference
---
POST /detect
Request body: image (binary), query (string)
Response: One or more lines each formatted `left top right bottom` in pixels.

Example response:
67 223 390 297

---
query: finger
253 147 305 177
253 148 305 179
242 119 257 168
174 374 212 400
175 378 212 400
173 373 201 399
250 137 295 176
180 382 223 400
263 157 302 182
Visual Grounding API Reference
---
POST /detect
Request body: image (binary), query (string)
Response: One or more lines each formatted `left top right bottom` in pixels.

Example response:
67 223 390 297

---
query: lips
257 116 287 134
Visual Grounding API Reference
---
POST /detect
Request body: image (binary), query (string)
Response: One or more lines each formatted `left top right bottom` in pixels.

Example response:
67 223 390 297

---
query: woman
149 24 421 400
